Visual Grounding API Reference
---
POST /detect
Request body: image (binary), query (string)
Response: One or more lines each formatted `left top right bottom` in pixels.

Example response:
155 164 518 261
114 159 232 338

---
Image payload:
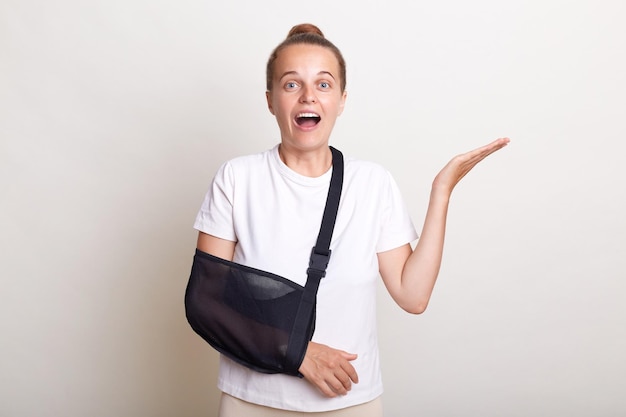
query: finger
334 371 352 392
308 372 341 398
327 374 350 396
476 137 510 159
457 138 510 173
462 138 509 163
340 358 359 384
318 381 339 398
479 137 510 151
338 351 358 382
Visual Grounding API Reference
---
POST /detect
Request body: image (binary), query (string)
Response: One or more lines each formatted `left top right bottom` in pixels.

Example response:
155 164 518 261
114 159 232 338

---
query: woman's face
266 43 347 153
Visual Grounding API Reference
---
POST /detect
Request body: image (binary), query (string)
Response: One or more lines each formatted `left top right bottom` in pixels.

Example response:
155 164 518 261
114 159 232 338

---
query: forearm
398 186 451 313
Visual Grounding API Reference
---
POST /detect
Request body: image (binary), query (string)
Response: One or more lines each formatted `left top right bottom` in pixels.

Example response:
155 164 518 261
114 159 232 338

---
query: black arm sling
184 146 344 376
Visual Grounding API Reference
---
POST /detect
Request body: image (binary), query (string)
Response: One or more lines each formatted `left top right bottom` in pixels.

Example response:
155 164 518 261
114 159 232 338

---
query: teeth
297 112 319 118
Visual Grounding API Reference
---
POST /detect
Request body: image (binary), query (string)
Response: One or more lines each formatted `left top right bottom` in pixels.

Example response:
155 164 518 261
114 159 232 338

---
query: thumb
340 351 358 361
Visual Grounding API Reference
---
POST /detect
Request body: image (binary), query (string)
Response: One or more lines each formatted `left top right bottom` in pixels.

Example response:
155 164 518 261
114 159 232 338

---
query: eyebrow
278 70 336 81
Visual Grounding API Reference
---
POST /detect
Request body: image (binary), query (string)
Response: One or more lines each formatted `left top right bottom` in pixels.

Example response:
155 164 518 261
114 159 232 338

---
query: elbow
402 299 429 315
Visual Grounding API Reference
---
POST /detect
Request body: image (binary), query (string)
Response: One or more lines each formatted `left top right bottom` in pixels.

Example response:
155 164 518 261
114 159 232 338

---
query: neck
278 144 332 177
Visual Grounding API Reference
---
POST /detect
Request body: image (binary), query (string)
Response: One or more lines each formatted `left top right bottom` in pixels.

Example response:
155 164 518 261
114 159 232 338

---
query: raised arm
379 138 510 314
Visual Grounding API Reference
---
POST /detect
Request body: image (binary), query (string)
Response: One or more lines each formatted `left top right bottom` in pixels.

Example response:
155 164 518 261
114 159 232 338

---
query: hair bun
287 23 324 38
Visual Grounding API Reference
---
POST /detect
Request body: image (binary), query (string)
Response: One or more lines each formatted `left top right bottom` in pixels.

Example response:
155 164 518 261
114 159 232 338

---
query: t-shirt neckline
270 144 333 187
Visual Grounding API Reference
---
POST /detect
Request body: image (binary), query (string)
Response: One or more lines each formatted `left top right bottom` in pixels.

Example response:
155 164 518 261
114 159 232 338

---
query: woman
193 23 509 416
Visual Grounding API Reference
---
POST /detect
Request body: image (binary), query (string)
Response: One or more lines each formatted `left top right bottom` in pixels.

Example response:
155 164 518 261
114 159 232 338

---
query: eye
285 82 298 90
319 81 330 89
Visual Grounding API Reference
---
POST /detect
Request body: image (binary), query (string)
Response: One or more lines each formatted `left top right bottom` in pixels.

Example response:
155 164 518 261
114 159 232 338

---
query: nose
299 85 317 103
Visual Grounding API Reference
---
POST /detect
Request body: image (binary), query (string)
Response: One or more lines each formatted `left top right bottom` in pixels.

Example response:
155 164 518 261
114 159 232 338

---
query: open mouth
295 112 321 127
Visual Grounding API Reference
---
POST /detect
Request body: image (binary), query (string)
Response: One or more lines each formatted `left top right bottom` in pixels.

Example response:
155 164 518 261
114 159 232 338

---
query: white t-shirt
194 145 418 412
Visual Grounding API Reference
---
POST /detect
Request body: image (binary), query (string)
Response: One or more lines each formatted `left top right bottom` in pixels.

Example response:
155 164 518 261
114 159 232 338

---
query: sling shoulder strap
284 146 344 375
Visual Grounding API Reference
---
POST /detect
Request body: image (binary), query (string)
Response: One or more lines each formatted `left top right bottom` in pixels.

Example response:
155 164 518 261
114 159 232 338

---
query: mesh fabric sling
184 146 344 376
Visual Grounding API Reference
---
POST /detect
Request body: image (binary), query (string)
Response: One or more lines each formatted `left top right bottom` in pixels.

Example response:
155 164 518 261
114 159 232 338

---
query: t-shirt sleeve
193 161 238 242
376 170 419 253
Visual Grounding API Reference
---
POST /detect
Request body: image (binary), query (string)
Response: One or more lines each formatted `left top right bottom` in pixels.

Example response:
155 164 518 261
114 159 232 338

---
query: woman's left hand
433 137 510 195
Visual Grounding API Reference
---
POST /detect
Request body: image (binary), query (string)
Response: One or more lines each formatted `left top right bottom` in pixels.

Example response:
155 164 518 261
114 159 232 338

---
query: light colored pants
218 393 384 417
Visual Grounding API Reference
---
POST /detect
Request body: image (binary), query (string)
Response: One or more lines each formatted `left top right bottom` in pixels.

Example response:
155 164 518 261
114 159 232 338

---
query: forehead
273 43 340 77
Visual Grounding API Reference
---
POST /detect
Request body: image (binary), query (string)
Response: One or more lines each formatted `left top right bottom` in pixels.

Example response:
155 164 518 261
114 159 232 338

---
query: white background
1 0 625 416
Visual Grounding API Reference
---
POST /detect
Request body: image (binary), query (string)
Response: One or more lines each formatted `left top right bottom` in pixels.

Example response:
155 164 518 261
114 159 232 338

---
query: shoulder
343 153 394 183
207 147 276 194
223 146 275 170
214 146 277 180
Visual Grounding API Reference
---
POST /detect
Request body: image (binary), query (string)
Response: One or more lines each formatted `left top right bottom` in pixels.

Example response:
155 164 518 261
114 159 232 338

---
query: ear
337 90 347 116
266 90 275 115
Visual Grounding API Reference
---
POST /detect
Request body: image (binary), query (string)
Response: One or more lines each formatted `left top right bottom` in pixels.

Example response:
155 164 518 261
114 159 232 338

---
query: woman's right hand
299 341 359 397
